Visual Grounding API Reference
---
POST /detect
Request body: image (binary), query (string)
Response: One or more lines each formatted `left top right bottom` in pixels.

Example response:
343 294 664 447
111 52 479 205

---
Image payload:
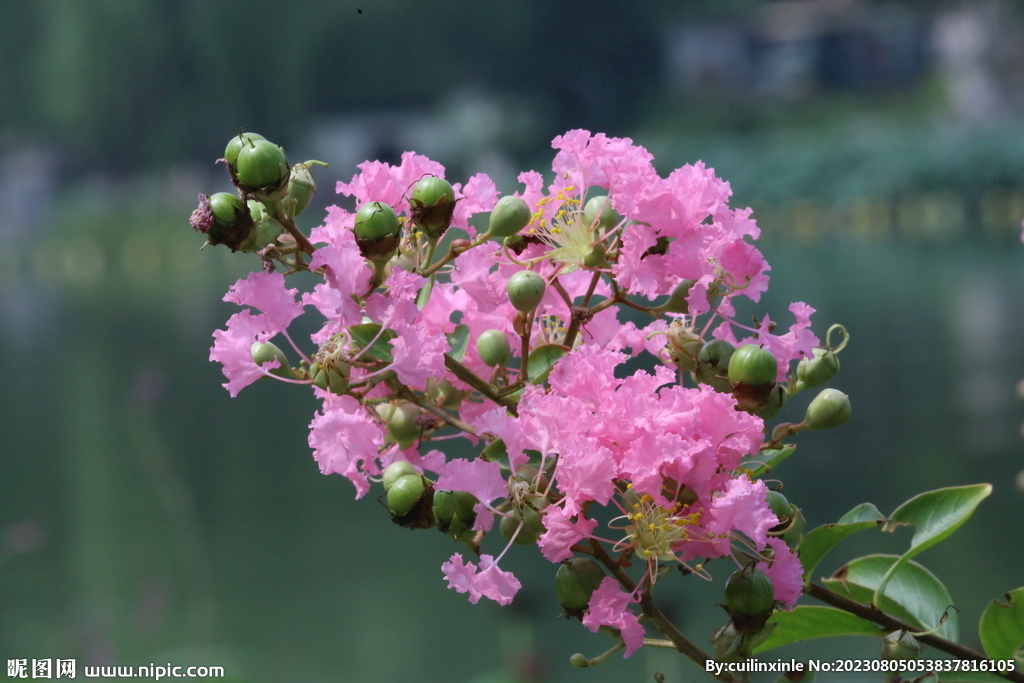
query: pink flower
224 271 304 336
308 396 384 498
708 477 776 552
757 537 804 610
336 151 446 216
442 553 521 606
582 578 645 657
538 506 598 562
435 458 507 506
210 310 274 397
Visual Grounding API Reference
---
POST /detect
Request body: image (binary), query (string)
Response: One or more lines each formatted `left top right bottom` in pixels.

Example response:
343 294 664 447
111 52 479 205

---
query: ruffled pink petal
442 553 521 606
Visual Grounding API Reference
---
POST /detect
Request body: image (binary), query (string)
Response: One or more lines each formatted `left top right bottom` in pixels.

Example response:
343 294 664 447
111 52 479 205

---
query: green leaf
746 444 797 479
752 606 882 654
348 323 396 363
480 439 510 468
416 273 435 309
798 503 886 583
526 344 568 384
446 324 470 362
979 587 1024 661
822 554 958 641
873 484 991 607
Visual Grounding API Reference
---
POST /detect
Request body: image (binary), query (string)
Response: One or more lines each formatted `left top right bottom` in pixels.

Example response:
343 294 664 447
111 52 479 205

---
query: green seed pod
752 384 787 420
500 502 546 545
582 242 609 269
224 132 266 169
662 279 695 314
803 388 851 430
250 341 294 379
506 270 546 312
513 465 550 493
235 139 290 195
354 201 401 240
382 460 420 491
880 630 925 661
433 489 479 540
555 557 606 615
386 473 436 529
582 194 622 231
795 347 840 392
724 565 775 619
693 339 735 393
728 345 778 387
410 176 456 237
765 490 791 522
487 195 531 238
195 192 257 251
476 329 512 367
245 200 285 251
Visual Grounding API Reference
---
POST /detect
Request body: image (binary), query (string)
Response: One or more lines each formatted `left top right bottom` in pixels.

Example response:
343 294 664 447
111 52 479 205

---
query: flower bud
382 460 420 491
693 339 735 393
224 132 266 170
425 378 468 410
728 345 778 387
795 347 840 392
246 200 286 251
433 489 479 540
766 490 792 523
506 270 546 312
476 329 512 367
555 557 605 616
250 341 295 379
803 388 851 430
500 499 546 545
582 194 622 232
410 176 456 238
569 653 589 668
284 161 324 218
665 320 703 372
487 195 532 238
880 630 924 660
386 473 436 529
235 139 290 198
724 565 776 633
354 201 400 240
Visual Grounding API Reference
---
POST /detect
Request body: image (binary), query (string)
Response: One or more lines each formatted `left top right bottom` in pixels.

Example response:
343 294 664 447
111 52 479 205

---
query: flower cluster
200 130 851 659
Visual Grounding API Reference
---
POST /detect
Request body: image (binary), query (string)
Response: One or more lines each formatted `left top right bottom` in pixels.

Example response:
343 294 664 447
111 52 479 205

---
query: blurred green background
2 1 1024 681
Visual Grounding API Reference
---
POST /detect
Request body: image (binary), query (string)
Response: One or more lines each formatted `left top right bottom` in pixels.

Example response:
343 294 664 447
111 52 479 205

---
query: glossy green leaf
823 554 958 641
746 444 797 479
873 484 991 607
752 606 882 654
480 439 508 467
446 324 470 362
798 503 886 583
348 323 396 363
979 587 1024 661
526 344 568 384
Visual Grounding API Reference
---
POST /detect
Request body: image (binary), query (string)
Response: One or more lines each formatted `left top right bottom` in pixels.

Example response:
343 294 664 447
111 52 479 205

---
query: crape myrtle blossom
206 129 824 657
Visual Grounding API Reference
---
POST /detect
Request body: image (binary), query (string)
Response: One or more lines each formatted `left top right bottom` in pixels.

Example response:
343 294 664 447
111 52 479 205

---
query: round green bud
382 460 420 491
209 192 246 227
386 474 436 529
476 329 512 367
410 176 456 236
235 139 290 192
386 474 428 518
354 201 401 240
500 503 546 545
795 347 840 391
224 132 266 169
569 654 589 668
488 195 532 238
285 162 320 217
582 194 622 232
433 489 478 538
728 345 778 387
555 557 606 613
377 403 422 448
724 566 775 618
250 341 294 379
803 388 851 430
513 465 550 493
693 339 735 393
506 270 546 312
